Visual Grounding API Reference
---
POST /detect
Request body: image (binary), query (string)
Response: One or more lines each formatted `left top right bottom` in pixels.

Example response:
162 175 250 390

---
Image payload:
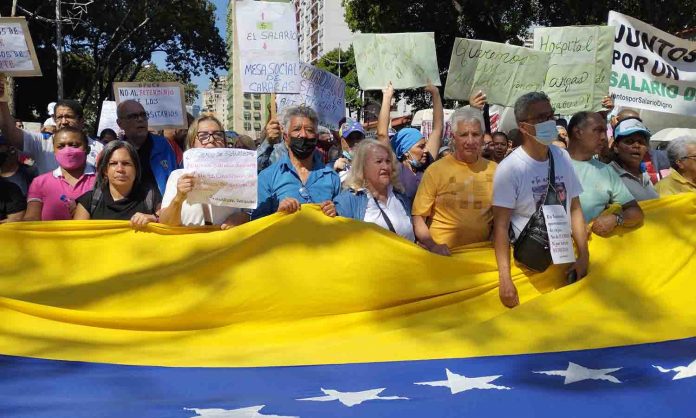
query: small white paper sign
183 148 258 209
543 204 576 264
97 101 122 137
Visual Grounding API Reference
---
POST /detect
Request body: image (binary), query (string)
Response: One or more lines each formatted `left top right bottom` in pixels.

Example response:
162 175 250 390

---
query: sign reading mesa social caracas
276 63 346 130
113 82 188 129
235 0 301 94
445 38 551 107
353 32 441 90
534 26 614 114
0 17 42 76
609 11 696 116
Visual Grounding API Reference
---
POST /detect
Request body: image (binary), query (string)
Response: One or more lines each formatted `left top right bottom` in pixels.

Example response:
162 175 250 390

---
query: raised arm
0 75 25 149
424 82 443 159
376 82 394 145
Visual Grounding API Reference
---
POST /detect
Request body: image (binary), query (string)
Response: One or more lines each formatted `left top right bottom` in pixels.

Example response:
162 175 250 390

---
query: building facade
225 0 270 138
201 76 230 130
294 0 353 64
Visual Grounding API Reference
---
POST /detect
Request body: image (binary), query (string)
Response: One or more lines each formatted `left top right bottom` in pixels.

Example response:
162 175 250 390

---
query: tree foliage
3 0 226 126
315 46 363 115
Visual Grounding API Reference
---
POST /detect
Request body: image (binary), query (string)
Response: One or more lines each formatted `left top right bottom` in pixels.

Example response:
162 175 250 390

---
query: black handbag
512 150 562 272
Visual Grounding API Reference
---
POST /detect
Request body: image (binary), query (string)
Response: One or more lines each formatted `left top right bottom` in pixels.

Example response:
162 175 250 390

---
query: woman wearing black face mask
251 106 342 220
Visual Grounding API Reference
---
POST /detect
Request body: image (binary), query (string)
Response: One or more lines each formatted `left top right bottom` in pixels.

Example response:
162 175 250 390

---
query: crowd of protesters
1 73 695 308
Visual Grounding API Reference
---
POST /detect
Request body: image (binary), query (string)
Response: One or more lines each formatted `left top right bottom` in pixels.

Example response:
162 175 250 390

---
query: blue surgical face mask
529 120 558 145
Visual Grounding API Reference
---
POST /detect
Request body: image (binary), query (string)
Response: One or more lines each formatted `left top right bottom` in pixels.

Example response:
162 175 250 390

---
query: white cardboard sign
543 204 576 265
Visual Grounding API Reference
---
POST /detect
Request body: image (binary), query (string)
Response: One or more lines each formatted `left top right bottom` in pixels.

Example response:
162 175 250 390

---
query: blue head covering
390 128 423 158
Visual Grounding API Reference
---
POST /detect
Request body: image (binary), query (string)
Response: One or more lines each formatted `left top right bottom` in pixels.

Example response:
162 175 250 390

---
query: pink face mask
55 147 87 170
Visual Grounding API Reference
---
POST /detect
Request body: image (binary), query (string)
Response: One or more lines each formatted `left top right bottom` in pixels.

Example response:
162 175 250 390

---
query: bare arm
569 197 589 279
0 76 24 149
3 210 25 223
412 215 450 256
591 200 643 236
492 206 518 308
73 203 91 220
424 82 443 159
221 211 250 230
620 200 643 227
376 82 394 145
23 201 43 221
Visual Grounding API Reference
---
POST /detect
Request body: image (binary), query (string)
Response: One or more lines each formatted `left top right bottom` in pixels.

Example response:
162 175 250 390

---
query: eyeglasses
196 131 226 144
123 112 148 121
680 155 696 161
298 186 312 202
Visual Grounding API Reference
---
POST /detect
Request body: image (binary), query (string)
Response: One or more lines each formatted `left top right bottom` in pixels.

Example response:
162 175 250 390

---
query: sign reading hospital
609 11 696 116
235 0 301 94
183 148 258 209
0 17 42 76
276 63 346 130
113 82 187 129
534 26 614 114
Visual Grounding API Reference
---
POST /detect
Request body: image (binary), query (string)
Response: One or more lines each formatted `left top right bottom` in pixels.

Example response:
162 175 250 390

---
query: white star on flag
534 362 622 384
184 405 298 418
414 368 511 394
654 359 696 380
297 387 408 407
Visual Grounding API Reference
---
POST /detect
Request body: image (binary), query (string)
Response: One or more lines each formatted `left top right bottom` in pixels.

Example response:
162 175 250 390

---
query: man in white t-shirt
492 92 589 308
0 85 103 175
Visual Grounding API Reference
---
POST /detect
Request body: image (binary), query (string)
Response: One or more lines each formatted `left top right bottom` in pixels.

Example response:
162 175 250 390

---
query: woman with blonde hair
334 139 414 240
158 114 249 229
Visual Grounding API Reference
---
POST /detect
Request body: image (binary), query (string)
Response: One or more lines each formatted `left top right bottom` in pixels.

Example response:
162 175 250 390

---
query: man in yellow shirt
412 108 496 255
656 137 696 196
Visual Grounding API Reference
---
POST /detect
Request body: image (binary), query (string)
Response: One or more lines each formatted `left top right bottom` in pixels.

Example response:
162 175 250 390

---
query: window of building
253 94 261 100
254 122 262 130
244 93 251 99
244 101 251 110
244 111 251 121
253 111 261 121
244 122 252 131
253 102 261 110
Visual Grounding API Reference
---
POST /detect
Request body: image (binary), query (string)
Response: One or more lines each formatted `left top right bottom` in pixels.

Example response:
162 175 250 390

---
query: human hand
602 95 615 110
130 212 156 231
424 79 439 96
567 252 589 281
320 200 336 217
427 242 451 256
469 90 487 110
382 81 394 98
277 197 301 214
175 173 195 202
499 277 519 308
265 119 282 143
591 214 618 237
334 157 349 172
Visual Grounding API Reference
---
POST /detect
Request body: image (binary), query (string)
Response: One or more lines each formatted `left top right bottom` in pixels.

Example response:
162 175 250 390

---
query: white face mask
527 120 558 146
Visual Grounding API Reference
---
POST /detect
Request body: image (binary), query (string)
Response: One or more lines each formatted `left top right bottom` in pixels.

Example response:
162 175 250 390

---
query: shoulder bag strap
543 149 560 205
373 196 396 233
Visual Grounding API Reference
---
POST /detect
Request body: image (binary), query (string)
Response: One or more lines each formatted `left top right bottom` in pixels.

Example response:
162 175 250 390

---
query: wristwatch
614 213 624 227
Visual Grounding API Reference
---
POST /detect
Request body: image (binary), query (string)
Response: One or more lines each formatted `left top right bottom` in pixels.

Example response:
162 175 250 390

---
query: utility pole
55 0 64 99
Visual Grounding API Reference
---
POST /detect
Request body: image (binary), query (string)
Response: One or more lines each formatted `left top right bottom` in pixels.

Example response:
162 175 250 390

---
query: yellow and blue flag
0 194 695 417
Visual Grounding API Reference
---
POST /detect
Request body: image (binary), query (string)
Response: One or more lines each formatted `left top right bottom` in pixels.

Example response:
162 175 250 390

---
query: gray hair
514 92 551 122
449 107 485 133
281 106 319 131
317 125 331 135
666 136 696 169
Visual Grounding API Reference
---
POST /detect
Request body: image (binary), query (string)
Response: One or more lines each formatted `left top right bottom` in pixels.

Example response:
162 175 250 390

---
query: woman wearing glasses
158 115 249 229
334 139 415 241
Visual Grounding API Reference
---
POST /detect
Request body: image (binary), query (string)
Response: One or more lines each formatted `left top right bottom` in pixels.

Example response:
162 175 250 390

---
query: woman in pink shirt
24 127 96 220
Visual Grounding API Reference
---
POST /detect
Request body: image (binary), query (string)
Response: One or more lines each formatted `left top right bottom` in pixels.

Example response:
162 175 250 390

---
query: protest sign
609 11 696 116
96 101 122 137
183 148 258 209
0 17 41 76
542 204 576 265
445 38 550 107
235 0 301 94
353 32 441 90
534 26 614 114
276 63 346 130
113 82 187 129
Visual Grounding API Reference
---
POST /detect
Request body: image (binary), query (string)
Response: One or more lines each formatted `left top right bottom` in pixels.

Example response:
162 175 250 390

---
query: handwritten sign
96 101 122 137
609 11 696 116
183 148 258 209
113 82 187 129
353 32 441 90
445 38 550 106
0 17 41 76
276 63 346 130
542 204 576 265
235 0 301 93
534 26 614 114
